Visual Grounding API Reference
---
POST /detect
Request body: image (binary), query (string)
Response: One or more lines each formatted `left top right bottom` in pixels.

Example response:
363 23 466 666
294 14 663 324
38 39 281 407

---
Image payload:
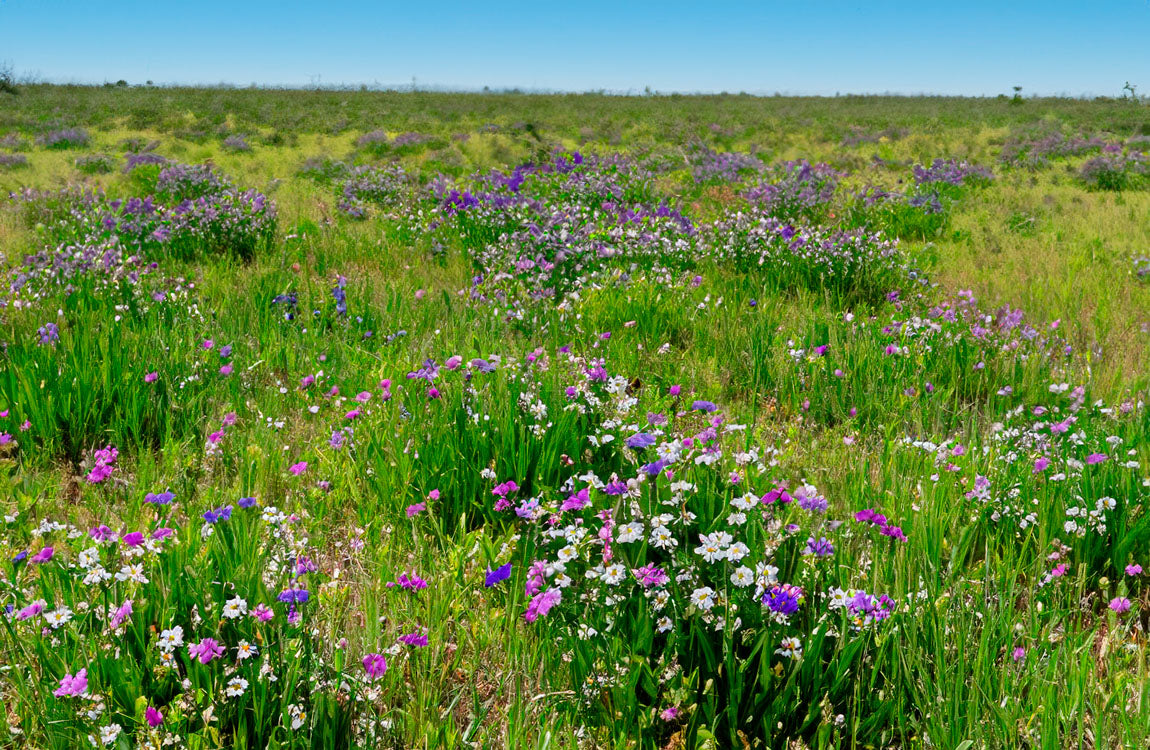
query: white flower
656 616 673 633
225 677 249 697
650 526 678 550
726 542 749 562
730 566 754 588
45 607 73 628
78 547 100 569
158 626 184 653
690 587 717 611
114 564 148 584
557 545 578 563
603 564 626 585
98 724 122 746
694 532 729 563
775 637 802 659
616 522 643 544
83 566 112 586
222 597 248 619
236 640 258 660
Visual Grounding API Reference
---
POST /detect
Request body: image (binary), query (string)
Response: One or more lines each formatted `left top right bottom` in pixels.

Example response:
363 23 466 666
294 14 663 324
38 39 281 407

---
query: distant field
0 86 1147 749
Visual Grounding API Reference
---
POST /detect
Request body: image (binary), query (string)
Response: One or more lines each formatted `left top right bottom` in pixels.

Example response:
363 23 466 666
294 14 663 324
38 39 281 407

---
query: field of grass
0 85 1148 749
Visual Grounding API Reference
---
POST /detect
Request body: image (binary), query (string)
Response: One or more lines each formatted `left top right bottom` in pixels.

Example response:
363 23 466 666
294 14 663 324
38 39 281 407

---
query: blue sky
1 0 1147 96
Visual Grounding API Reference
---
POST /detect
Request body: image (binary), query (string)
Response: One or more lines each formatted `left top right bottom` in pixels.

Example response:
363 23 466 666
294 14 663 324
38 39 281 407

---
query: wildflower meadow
0 86 1148 749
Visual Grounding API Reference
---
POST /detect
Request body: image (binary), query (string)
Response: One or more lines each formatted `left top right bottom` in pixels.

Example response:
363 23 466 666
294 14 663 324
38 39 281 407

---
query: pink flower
1086 453 1108 465
110 599 133 628
251 603 274 622
144 371 159 383
219 364 233 376
30 546 54 563
524 587 561 623
53 668 88 697
406 502 426 518
1033 456 1050 473
1011 647 1025 662
289 461 308 476
1109 597 1132 614
1126 564 1143 576
188 637 225 664
363 653 387 679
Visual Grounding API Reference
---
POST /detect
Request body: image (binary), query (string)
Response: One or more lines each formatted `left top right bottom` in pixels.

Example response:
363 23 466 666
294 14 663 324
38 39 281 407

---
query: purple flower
289 461 308 476
1086 453 1108 465
30 547 54 564
691 400 718 413
53 669 88 698
763 584 803 615
278 587 310 604
1109 597 1132 613
238 496 257 508
145 706 163 728
1126 564 1143 576
802 537 835 557
188 638 225 664
363 653 388 679
484 562 512 588
145 491 174 505
398 631 429 647
624 432 657 449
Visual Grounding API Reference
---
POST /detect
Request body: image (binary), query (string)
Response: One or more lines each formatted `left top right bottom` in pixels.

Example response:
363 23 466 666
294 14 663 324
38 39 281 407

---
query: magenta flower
1109 597 1133 613
524 587 561 622
53 668 88 697
1033 456 1050 473
144 371 159 383
398 631 429 647
251 603 274 622
363 653 387 679
219 364 233 376
16 600 45 620
145 706 163 728
110 599 133 628
121 531 144 547
188 637 226 664
289 461 308 476
1126 564 1143 576
406 502 426 517
1086 453 1108 465
1011 647 1025 662
30 547 54 564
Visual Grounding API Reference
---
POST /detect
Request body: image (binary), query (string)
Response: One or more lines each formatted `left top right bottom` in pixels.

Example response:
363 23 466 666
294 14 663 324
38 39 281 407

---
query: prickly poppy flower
363 653 387 679
53 669 88 697
31 547 54 564
145 706 163 728
289 461 308 476
485 562 512 588
188 638 225 664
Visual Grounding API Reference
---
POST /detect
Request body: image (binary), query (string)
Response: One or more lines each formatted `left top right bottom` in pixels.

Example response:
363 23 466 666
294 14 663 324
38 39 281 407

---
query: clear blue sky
1 0 1147 96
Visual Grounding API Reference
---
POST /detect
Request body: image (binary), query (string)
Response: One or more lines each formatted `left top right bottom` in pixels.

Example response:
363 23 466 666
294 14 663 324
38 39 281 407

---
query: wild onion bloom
188 638 225 664
485 562 512 587
363 653 388 679
53 669 88 697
